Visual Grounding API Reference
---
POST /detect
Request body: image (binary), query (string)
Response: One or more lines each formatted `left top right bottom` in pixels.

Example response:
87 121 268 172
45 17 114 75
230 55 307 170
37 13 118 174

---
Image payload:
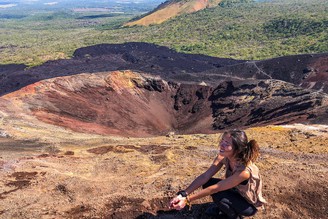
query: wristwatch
176 190 188 197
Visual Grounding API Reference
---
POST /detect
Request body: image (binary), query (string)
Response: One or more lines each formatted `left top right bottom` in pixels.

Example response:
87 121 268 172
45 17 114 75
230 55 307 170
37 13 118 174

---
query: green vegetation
0 0 327 66
0 11 133 66
143 0 327 60
264 18 328 38
219 0 255 8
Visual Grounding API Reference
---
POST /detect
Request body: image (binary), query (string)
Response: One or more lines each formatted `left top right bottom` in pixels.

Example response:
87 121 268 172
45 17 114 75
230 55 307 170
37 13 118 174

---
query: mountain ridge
124 0 223 26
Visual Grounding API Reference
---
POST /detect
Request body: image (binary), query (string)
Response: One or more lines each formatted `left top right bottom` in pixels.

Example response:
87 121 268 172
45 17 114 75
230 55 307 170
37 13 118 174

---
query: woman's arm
188 170 250 202
184 154 224 195
169 155 224 210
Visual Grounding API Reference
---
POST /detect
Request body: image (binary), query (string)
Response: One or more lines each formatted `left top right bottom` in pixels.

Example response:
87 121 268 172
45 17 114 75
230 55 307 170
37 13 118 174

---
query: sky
0 0 157 2
0 0 163 12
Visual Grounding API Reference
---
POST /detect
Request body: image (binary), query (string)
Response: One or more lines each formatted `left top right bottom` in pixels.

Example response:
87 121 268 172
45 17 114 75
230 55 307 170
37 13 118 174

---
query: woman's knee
213 192 258 217
240 206 257 216
216 198 238 218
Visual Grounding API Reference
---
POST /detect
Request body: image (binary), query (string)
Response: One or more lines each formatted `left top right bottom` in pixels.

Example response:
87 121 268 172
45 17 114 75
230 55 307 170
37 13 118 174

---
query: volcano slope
0 70 328 218
1 42 327 96
123 0 222 26
1 70 327 137
0 43 328 218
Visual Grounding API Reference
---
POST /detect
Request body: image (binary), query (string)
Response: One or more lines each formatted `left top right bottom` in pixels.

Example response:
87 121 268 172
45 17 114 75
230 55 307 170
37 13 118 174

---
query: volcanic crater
1 70 327 138
0 43 328 219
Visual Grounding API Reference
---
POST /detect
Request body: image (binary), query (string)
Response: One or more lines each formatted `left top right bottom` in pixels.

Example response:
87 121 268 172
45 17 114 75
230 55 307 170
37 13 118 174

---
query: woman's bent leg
212 190 257 218
203 178 257 218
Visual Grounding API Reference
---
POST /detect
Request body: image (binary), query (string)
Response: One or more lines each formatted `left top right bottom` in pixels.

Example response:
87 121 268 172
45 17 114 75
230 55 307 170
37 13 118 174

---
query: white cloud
0 4 17 8
44 2 58 5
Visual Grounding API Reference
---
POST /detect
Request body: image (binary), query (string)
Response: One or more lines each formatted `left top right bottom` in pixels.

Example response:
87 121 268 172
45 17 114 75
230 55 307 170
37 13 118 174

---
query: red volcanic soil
1 70 328 137
124 0 222 26
20 71 214 137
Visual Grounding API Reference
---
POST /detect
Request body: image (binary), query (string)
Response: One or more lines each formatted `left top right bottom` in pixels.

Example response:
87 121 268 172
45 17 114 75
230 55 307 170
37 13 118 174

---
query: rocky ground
0 125 327 219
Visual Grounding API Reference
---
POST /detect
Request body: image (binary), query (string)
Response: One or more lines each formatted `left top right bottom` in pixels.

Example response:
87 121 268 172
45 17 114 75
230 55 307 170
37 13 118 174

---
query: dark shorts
203 178 257 219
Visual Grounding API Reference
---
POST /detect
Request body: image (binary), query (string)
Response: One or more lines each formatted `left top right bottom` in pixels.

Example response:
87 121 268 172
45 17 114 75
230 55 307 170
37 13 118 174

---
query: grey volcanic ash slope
1 43 327 95
210 54 328 93
1 71 327 137
0 42 241 96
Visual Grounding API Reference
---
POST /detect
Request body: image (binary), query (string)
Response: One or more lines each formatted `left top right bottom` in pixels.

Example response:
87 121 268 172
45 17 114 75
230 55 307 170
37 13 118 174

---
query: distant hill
0 0 326 66
124 0 223 26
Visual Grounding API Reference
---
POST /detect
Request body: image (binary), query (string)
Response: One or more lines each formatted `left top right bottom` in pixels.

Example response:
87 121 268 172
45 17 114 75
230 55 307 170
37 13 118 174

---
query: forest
0 0 327 66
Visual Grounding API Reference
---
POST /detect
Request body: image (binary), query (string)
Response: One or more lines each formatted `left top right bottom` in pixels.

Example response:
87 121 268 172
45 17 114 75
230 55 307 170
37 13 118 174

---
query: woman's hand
169 194 186 210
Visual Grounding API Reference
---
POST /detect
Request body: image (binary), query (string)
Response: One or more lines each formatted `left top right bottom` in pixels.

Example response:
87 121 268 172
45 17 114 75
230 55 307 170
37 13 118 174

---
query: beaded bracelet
185 195 192 210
